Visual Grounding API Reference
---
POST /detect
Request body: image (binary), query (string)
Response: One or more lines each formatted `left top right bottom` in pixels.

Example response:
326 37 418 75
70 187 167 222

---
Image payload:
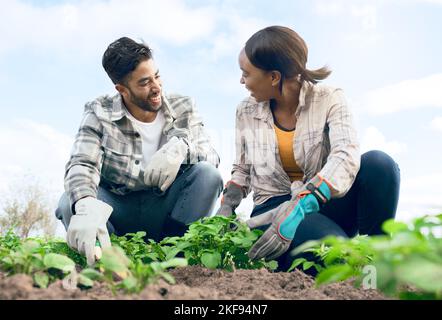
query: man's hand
215 181 244 217
67 197 113 266
144 136 188 192
247 175 331 261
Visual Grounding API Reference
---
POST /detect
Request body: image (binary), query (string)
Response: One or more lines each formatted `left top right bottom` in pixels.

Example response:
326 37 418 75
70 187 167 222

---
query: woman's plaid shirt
231 82 361 206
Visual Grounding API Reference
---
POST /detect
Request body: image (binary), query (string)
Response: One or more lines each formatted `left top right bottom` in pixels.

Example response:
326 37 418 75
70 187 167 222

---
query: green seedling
160 215 277 271
290 213 442 300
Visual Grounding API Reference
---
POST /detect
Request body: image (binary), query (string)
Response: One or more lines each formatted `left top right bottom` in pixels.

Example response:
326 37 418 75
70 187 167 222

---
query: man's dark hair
102 37 153 85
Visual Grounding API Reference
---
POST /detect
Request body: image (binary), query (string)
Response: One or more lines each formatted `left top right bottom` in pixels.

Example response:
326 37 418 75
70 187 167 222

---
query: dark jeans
250 150 401 273
55 161 224 242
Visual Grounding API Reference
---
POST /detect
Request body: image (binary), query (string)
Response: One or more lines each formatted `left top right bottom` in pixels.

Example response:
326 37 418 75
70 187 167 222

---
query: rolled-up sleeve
185 98 220 167
231 106 252 196
314 89 360 198
64 109 104 210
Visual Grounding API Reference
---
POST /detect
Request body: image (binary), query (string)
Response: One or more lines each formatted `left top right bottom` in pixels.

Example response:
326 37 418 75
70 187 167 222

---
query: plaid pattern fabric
65 93 220 209
231 82 360 206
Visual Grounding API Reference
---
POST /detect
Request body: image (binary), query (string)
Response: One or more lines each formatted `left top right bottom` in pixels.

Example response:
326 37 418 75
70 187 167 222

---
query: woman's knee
361 150 400 178
292 213 348 247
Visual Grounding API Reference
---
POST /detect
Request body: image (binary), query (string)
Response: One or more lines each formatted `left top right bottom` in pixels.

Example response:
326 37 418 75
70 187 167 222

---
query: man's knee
192 161 224 193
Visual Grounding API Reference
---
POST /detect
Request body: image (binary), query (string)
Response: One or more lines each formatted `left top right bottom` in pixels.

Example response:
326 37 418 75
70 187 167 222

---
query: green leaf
133 231 147 238
33 272 49 288
43 253 75 273
160 258 188 269
396 256 442 292
288 258 306 272
243 232 259 242
161 272 176 284
372 260 396 295
1 256 13 265
21 240 40 254
291 240 322 256
160 237 180 245
164 247 181 261
78 274 94 287
302 261 315 271
316 264 354 286
382 219 409 234
101 246 130 273
201 252 221 269
30 254 46 269
176 241 193 251
80 268 103 281
121 276 138 292
230 236 246 245
264 260 278 271
390 232 423 248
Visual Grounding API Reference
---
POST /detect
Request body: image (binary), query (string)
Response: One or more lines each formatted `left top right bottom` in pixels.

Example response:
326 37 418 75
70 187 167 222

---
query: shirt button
135 160 140 165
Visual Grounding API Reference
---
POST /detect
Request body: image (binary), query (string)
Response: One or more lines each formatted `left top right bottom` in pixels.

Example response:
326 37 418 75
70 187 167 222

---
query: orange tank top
274 125 304 182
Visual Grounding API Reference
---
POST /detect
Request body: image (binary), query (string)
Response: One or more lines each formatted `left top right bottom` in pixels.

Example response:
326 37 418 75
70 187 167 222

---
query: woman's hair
102 37 153 85
245 26 331 89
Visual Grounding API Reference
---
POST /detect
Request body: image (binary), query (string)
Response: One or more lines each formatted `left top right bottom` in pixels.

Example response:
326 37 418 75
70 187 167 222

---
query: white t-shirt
124 109 166 167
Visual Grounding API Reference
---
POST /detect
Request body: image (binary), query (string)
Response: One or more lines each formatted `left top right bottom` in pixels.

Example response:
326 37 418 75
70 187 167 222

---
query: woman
216 26 400 273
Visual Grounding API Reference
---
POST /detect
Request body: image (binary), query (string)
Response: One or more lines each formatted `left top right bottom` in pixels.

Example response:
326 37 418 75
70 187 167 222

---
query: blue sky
0 0 441 234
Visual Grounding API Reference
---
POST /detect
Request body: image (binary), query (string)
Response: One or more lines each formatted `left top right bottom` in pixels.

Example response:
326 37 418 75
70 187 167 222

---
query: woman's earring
297 74 302 82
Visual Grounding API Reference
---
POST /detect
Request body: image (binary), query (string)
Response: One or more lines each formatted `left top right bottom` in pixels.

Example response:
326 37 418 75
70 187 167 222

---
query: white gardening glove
215 181 244 217
144 136 188 192
67 197 113 266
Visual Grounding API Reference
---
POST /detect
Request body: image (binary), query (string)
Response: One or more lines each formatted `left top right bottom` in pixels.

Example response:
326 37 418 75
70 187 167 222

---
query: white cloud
0 119 73 197
0 0 218 55
0 0 272 59
313 0 381 47
0 119 74 237
397 172 442 222
202 15 267 62
351 5 377 30
402 172 442 195
361 126 407 156
314 0 377 30
360 73 442 115
313 1 345 16
413 0 442 4
430 116 442 132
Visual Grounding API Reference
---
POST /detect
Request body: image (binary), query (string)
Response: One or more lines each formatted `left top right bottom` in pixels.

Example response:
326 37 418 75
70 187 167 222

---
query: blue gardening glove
247 175 331 261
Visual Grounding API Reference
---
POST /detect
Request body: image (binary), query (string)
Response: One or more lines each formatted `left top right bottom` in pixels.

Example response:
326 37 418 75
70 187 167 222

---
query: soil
0 266 389 300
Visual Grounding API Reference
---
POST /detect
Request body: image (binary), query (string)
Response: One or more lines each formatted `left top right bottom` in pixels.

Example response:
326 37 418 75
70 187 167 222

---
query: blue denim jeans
250 150 401 272
55 161 223 241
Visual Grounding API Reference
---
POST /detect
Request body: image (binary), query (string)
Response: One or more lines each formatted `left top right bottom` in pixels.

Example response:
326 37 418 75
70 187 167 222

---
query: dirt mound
0 266 388 300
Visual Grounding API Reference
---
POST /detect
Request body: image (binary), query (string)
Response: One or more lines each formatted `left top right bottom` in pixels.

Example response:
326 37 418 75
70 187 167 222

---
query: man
55 37 222 265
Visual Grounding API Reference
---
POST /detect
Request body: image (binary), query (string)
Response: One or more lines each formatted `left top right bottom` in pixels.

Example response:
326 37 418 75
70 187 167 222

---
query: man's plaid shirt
64 93 220 209
232 82 361 206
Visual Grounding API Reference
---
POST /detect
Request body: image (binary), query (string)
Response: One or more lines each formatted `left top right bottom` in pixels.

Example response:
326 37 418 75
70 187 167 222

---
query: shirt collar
253 80 311 122
110 92 176 122
110 94 125 121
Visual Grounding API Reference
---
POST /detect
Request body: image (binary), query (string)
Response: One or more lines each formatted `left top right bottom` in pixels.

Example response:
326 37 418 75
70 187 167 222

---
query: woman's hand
247 175 331 260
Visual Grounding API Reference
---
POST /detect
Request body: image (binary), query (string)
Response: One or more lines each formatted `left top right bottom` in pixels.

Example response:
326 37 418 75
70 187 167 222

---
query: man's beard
129 89 162 113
